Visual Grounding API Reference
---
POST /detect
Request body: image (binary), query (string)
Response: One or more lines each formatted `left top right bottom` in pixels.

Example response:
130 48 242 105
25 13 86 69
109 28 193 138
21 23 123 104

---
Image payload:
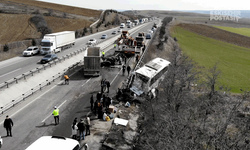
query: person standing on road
64 74 69 85
102 51 105 58
71 118 78 140
3 115 13 137
85 116 91 136
90 94 94 111
52 106 59 125
127 65 131 76
94 100 98 115
106 80 110 93
122 64 126 75
77 119 86 140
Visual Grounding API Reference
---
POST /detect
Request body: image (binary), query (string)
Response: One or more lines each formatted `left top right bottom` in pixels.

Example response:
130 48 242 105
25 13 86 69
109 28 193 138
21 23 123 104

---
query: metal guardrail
128 25 160 88
0 61 82 115
0 21 155 115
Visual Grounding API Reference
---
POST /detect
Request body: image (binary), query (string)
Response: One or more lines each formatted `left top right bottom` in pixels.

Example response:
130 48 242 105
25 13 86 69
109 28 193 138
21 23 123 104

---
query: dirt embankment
2 0 102 18
177 23 250 49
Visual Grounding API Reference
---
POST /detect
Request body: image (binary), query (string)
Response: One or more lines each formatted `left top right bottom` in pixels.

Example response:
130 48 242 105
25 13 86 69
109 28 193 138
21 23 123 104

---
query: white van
25 136 80 150
120 23 125 28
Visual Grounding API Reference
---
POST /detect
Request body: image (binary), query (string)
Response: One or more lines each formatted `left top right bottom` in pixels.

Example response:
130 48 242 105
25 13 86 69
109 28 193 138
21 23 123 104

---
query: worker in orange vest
64 74 69 85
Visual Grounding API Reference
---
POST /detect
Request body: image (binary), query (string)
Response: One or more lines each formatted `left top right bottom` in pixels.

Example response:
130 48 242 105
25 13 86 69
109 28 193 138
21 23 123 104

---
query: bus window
136 73 149 83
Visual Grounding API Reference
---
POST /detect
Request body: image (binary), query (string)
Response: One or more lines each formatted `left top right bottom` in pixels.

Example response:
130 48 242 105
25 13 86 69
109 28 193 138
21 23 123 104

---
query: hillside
2 0 101 18
0 14 92 45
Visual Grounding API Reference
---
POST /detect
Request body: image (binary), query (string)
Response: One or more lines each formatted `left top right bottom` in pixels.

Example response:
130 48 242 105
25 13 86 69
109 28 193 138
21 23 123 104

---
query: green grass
213 26 250 37
171 26 250 93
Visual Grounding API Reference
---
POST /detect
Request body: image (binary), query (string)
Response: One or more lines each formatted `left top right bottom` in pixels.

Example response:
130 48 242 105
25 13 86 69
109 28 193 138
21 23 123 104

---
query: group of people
71 116 91 141
90 92 112 119
122 65 131 76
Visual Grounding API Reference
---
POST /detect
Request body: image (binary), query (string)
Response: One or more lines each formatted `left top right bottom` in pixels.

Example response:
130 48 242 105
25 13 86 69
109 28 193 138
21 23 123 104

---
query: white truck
134 19 139 25
40 31 75 55
126 20 131 27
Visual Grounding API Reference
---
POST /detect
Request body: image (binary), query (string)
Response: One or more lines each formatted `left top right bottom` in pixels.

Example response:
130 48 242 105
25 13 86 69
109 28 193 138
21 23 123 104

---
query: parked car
0 136 2 148
146 33 152 39
23 46 40 56
112 31 117 34
25 136 80 150
87 38 97 45
101 34 108 39
151 27 156 32
148 30 153 34
40 54 58 64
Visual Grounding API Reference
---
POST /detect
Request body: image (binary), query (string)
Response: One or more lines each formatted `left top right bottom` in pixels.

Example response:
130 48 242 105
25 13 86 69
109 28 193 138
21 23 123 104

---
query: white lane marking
82 78 91 86
41 100 67 122
111 67 122 85
0 57 33 70
0 83 59 125
0 68 21 77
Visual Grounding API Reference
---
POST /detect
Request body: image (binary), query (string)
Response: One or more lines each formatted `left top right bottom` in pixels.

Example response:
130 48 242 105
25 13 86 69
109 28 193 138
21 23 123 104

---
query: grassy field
171 26 250 93
213 26 250 37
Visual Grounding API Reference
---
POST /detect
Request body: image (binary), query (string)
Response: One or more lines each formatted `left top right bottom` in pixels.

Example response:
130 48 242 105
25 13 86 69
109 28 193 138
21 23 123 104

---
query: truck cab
120 23 125 28
40 38 58 55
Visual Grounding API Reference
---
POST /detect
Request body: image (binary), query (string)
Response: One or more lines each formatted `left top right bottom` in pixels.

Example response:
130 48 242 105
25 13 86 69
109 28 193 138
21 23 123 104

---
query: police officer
52 106 59 125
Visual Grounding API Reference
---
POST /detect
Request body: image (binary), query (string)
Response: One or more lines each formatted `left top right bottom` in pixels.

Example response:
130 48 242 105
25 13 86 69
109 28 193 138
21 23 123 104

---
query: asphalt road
0 20 159 150
0 21 156 84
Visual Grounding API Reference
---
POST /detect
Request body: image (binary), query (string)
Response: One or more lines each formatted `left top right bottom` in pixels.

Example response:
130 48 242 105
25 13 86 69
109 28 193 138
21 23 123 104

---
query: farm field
177 23 250 49
171 26 250 93
213 25 250 37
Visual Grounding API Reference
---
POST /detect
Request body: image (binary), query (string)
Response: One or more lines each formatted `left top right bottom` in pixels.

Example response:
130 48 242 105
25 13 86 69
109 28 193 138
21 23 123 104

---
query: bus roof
135 58 170 78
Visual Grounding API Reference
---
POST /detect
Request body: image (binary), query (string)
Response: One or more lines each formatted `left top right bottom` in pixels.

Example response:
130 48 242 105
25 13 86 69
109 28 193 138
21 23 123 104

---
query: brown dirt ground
3 0 101 18
177 23 250 49
0 14 92 45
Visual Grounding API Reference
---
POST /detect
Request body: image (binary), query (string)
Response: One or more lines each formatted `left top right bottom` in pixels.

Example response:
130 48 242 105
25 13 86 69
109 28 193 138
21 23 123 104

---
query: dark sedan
40 54 58 64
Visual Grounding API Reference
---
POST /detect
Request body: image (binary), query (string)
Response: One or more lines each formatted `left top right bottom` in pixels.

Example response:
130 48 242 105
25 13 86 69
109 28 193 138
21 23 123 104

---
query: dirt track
177 23 250 49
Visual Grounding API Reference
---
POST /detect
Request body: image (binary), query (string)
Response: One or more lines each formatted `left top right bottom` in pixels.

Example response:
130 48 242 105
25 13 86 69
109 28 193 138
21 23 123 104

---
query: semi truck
84 47 101 76
40 31 75 55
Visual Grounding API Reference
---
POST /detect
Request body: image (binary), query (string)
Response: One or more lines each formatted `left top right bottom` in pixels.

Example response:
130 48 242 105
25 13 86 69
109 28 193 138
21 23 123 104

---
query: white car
0 136 2 148
148 30 153 34
118 29 122 33
25 136 80 150
23 46 40 56
87 38 97 45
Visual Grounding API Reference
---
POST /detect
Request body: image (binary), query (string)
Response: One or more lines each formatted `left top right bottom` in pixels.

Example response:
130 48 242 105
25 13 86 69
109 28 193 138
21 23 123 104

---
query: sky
37 0 250 10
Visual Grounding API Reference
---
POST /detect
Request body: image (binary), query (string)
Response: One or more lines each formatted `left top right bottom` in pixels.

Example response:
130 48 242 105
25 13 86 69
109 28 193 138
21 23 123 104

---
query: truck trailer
84 47 101 76
40 31 75 55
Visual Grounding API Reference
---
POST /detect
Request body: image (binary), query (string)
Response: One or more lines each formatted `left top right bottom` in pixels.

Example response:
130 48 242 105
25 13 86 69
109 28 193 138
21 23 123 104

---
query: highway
0 20 159 149
0 21 156 85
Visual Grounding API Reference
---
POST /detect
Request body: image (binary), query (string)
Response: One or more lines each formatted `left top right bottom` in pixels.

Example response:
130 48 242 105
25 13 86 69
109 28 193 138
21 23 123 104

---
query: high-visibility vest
102 51 105 55
53 109 59 116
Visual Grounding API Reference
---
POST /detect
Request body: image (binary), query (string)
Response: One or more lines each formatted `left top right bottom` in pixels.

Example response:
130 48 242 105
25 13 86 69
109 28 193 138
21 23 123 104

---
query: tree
206 63 221 99
3 44 9 52
32 39 36 46
63 12 67 18
48 9 54 16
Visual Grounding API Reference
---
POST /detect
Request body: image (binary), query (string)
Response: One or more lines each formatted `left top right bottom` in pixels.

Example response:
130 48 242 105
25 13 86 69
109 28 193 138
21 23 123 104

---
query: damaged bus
130 57 171 96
